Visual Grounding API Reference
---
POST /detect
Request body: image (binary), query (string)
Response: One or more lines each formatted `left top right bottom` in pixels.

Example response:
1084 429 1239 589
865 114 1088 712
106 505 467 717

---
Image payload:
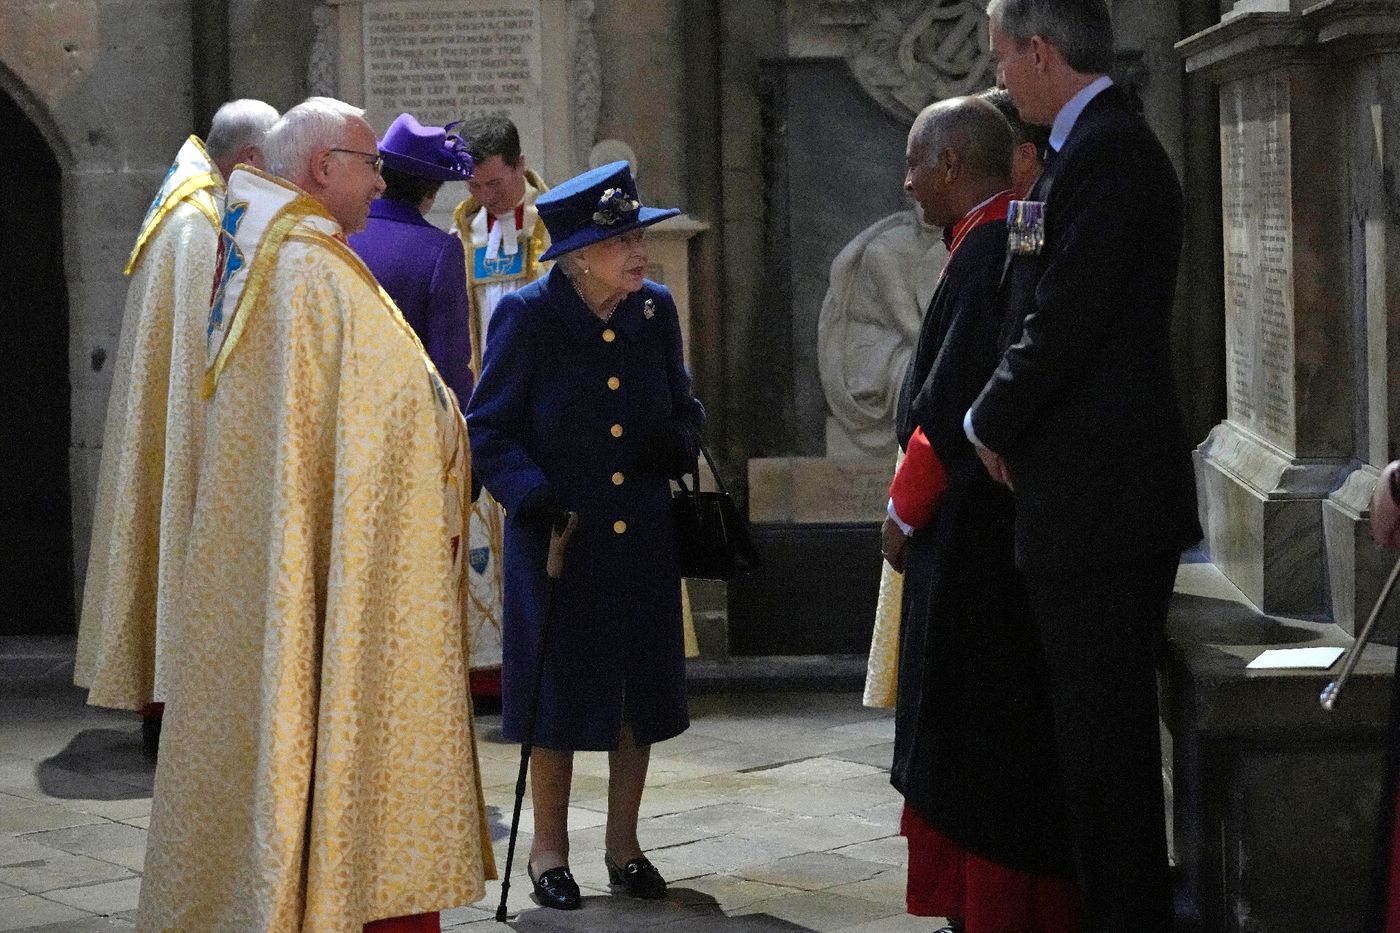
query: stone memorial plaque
361 0 544 163
1220 71 1296 451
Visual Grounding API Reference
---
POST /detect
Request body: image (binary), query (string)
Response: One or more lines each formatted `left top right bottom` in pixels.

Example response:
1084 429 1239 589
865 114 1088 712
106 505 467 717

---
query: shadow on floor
37 727 154 800
504 888 820 931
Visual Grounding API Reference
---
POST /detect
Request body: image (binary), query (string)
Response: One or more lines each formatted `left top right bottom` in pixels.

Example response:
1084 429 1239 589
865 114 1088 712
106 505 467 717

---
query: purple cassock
349 198 474 405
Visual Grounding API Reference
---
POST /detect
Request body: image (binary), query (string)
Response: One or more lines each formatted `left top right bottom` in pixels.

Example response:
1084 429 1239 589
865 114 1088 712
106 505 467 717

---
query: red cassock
902 806 1080 932
365 913 439 933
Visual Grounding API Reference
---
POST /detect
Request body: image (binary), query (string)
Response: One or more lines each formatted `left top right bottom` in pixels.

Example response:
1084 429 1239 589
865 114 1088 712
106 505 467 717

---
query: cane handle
546 511 579 579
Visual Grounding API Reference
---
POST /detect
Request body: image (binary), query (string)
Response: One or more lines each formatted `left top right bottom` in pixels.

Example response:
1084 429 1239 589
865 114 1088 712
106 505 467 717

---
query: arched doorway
0 88 73 634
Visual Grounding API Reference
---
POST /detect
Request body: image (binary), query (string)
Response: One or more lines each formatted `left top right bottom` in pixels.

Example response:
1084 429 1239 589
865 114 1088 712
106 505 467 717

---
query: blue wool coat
348 198 474 405
465 267 703 751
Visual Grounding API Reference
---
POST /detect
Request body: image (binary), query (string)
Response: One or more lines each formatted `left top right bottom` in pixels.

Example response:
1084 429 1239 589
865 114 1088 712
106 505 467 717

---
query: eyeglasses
329 148 384 174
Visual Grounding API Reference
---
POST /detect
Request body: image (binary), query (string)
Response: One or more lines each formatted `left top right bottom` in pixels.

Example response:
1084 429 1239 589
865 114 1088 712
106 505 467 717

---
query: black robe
889 217 1072 878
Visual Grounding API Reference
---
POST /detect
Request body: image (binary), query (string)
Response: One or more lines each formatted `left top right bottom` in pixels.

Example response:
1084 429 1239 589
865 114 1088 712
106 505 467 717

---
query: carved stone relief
798 0 994 121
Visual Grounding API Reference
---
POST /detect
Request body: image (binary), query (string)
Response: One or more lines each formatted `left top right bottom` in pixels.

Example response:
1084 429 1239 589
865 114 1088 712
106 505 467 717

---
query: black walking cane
1320 553 1400 711
496 510 578 922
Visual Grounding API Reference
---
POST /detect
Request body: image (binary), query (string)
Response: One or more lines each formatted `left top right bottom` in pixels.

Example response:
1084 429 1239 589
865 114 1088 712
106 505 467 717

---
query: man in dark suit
965 1 1202 930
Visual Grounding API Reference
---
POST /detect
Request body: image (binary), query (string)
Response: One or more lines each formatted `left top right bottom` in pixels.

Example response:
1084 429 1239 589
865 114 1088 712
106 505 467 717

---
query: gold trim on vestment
125 136 223 276
203 168 328 396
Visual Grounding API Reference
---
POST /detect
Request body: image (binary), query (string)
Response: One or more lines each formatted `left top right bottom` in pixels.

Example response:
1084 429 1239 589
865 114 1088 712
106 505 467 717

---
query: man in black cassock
882 95 1077 932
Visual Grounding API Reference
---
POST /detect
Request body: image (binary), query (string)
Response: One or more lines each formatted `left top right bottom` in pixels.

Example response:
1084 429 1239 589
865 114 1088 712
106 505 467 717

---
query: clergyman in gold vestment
74 101 278 719
137 98 494 933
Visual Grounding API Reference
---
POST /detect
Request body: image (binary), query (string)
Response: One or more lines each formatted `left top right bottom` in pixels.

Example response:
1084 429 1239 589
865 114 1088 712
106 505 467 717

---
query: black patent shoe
528 863 581 910
605 852 667 899
935 922 965 933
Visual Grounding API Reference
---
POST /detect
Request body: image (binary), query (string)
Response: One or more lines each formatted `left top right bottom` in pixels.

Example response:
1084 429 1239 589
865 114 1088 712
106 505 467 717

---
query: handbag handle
684 442 733 499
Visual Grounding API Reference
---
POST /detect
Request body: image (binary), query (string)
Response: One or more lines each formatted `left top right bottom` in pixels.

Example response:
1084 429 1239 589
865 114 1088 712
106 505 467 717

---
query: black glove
514 484 569 529
636 420 699 479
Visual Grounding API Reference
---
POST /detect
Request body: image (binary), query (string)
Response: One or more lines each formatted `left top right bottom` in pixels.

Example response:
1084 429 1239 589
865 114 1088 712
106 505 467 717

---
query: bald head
206 99 279 179
904 96 1013 228
909 96 1014 183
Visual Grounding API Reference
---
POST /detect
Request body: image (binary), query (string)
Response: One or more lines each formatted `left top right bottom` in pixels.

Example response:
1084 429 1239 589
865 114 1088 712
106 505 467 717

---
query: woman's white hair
262 97 366 181
556 250 587 279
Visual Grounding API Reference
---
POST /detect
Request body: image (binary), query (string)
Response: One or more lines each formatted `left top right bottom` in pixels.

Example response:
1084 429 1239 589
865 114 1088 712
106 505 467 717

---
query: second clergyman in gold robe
137 98 494 933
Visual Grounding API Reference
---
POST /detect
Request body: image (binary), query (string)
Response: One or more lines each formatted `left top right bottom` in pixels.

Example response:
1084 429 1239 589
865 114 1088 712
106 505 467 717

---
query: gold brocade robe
74 150 222 709
138 203 494 932
863 449 904 709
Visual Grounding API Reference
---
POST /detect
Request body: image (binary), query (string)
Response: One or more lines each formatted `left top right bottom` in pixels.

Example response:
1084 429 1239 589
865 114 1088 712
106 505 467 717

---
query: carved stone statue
818 206 948 458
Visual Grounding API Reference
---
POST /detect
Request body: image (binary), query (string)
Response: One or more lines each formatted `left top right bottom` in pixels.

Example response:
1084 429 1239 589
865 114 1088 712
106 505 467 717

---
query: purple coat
349 198 474 405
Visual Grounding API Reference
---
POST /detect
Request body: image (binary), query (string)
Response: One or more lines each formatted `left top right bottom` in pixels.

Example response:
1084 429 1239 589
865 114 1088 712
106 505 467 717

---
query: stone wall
0 1 195 610
229 0 317 110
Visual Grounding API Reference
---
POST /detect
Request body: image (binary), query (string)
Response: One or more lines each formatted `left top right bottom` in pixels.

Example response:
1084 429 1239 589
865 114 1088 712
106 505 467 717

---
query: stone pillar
1180 3 1385 623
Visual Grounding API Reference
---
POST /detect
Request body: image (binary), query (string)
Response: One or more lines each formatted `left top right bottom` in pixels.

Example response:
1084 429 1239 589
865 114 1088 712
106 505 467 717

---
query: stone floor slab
42 875 142 913
656 832 811 873
744 814 894 854
737 889 899 931
4 647 929 933
20 822 146 857
0 895 91 931
829 834 906 867
828 742 894 771
14 919 137 933
734 851 888 891
0 852 134 895
749 757 885 785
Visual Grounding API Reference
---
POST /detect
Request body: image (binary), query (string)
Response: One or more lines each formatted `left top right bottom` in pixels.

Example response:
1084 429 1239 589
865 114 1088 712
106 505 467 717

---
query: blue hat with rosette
378 113 474 182
536 161 679 262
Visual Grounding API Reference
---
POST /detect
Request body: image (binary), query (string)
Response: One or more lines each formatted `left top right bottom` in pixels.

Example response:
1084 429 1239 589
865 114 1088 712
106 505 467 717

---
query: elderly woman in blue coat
466 161 702 910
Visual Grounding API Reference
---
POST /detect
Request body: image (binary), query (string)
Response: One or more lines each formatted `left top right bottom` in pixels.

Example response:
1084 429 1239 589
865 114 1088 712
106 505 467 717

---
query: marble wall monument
1182 0 1400 632
1169 4 1400 928
312 0 600 190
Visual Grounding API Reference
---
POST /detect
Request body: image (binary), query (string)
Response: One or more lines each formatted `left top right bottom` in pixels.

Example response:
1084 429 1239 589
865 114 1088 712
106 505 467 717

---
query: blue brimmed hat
536 161 679 262
378 113 474 182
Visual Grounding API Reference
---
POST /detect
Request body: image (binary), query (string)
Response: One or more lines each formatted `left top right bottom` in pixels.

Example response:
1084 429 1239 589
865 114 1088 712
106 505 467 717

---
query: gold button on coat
607 376 621 390
612 472 625 485
613 520 627 534
602 328 616 343
610 423 623 437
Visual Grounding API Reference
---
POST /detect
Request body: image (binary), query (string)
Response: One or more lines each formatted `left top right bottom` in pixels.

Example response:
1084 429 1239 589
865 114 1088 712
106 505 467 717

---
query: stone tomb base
731 457 890 657
1193 422 1345 618
1164 561 1392 933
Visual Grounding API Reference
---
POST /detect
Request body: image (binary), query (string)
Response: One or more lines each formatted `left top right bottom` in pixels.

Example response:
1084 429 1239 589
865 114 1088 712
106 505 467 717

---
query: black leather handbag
671 443 757 581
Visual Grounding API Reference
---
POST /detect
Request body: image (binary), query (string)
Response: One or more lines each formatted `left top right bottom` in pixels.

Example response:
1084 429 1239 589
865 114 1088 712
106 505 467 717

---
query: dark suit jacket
969 85 1201 574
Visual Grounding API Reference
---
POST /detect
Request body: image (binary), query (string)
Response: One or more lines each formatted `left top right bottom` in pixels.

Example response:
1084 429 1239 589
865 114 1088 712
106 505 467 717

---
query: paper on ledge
1246 647 1345 670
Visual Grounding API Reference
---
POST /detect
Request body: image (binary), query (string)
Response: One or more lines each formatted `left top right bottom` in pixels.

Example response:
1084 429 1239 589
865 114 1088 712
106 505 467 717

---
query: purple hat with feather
377 113 474 182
